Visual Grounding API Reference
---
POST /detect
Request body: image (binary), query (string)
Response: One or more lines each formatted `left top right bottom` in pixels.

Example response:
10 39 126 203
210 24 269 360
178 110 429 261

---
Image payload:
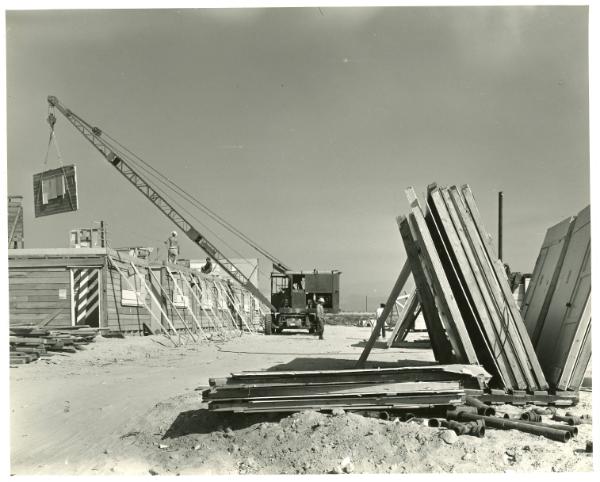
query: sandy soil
9 326 592 475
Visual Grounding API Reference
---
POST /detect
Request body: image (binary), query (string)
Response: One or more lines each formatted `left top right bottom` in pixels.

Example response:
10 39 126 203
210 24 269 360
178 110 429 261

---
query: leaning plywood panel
33 165 79 217
535 205 591 390
522 216 576 345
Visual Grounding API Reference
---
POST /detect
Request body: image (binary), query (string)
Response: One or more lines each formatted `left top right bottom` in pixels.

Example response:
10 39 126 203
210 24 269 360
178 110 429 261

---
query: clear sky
5 6 589 311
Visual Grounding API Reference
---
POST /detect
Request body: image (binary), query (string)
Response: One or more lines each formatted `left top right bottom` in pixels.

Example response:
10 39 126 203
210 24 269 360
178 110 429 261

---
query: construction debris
9 324 98 365
203 365 490 413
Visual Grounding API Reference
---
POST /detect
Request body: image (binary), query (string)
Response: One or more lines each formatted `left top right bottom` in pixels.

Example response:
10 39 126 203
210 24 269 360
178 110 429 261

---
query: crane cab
267 270 341 334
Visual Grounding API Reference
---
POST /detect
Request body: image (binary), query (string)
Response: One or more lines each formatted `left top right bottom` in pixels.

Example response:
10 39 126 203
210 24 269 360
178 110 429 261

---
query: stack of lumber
521 205 590 391
9 325 98 365
204 365 490 413
397 184 548 393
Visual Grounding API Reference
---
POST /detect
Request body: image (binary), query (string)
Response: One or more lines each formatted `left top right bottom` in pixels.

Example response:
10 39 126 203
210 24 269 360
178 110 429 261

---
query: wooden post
356 260 411 368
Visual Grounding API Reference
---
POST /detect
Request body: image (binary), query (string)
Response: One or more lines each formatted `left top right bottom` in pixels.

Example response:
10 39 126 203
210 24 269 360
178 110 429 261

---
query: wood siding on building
8 196 24 248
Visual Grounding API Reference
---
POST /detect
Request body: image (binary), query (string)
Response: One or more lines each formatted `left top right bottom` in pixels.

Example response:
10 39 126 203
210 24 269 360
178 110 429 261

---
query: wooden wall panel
8 268 71 327
533 205 591 390
522 216 575 343
33 165 79 218
104 261 151 332
8 196 24 248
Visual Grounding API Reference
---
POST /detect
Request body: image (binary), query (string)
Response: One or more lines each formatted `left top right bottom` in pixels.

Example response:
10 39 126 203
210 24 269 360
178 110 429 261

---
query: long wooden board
448 187 531 390
406 196 479 364
398 216 456 363
426 187 513 389
461 185 548 390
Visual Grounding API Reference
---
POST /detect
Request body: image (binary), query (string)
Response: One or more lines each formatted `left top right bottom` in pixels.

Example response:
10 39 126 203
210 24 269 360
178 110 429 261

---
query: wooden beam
460 185 547 390
165 268 210 341
406 196 479 365
355 259 411 367
427 187 514 389
398 215 456 363
148 267 198 343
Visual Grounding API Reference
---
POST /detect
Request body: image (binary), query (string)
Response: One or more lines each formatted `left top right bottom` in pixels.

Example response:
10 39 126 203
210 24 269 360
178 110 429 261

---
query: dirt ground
9 325 593 475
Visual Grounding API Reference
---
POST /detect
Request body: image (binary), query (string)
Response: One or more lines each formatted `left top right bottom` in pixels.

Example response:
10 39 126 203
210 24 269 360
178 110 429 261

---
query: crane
47 95 279 310
47 96 341 334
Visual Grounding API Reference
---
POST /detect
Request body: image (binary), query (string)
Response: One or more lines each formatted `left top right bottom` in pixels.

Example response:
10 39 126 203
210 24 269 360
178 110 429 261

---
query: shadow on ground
264 357 436 371
350 339 431 349
163 409 286 439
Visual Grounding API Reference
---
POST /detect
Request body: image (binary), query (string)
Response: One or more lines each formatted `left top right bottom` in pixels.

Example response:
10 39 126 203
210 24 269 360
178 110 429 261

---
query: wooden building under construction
8 247 263 335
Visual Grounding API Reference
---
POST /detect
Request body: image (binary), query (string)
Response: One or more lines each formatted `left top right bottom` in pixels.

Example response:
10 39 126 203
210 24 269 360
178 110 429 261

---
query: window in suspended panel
33 165 79 217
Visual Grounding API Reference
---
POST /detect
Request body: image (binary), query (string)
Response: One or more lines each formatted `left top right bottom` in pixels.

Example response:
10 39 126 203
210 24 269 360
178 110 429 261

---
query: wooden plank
208 392 465 412
206 381 463 400
461 185 548 390
448 187 531 390
522 216 575 343
406 195 478 364
428 187 514 389
398 216 456 363
165 267 210 341
355 260 412 367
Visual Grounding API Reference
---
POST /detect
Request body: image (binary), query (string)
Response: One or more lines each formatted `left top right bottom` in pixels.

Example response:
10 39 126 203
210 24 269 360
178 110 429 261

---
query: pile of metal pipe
447 408 572 443
428 417 485 437
465 396 495 416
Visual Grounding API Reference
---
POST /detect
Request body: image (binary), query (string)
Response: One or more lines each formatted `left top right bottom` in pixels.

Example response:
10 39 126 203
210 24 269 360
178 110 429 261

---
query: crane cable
95 134 274 286
100 130 288 269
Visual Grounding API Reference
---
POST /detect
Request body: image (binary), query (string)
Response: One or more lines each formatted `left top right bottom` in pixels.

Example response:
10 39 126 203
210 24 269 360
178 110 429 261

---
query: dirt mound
119 392 593 475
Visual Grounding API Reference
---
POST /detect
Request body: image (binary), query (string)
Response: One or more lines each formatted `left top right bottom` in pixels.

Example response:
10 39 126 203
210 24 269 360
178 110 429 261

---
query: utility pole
365 295 368 312
498 192 503 261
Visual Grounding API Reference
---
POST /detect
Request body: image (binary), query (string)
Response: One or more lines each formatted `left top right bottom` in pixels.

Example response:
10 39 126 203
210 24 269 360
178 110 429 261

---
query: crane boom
47 95 276 310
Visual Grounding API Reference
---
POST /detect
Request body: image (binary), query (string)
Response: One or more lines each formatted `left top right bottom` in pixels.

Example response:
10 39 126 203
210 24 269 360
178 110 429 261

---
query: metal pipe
447 409 571 443
521 411 542 422
428 418 444 428
498 191 503 260
465 396 495 416
552 414 582 426
514 418 579 437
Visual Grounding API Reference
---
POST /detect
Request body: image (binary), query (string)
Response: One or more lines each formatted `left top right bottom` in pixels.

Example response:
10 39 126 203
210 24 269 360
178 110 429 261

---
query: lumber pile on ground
204 365 490 413
9 325 98 365
521 205 590 391
397 184 548 393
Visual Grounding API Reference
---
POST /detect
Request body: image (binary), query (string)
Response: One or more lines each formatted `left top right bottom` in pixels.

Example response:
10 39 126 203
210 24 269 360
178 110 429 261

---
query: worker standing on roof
201 256 213 274
165 231 179 264
316 297 326 340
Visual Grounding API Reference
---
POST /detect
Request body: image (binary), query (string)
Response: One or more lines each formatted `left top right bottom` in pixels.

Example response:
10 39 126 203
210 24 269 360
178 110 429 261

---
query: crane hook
47 112 56 131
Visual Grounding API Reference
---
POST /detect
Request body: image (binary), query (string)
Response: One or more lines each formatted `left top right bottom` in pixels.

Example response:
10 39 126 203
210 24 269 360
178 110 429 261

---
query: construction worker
376 303 386 339
316 297 326 340
165 231 179 264
201 256 213 274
